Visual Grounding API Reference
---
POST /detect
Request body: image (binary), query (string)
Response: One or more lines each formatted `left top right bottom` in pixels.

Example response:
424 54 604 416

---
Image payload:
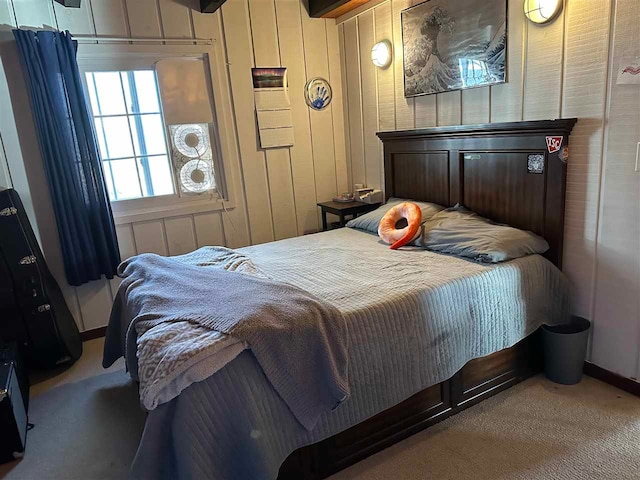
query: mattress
127 227 570 480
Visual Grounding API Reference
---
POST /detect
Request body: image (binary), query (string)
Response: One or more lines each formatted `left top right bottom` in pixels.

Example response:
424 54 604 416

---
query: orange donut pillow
378 202 422 250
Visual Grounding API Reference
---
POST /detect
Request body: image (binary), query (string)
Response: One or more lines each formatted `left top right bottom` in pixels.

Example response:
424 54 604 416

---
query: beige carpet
0 339 145 480
1 339 639 480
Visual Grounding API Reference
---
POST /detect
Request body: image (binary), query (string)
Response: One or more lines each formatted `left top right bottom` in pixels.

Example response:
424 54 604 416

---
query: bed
105 118 577 480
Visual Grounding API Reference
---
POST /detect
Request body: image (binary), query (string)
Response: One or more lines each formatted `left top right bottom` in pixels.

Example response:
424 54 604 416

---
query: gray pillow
414 205 549 263
346 198 444 234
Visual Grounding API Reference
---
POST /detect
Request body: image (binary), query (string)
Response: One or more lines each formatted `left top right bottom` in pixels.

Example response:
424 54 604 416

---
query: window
78 44 230 223
85 70 175 201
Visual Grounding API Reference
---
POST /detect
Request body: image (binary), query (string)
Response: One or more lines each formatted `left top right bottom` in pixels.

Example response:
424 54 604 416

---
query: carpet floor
1 338 638 480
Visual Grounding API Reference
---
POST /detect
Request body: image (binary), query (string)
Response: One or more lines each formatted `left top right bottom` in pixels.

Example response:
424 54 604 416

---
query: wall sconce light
371 40 392 69
524 0 563 24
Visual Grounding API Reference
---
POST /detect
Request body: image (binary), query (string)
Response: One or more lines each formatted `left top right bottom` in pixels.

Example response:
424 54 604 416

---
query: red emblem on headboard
546 136 563 154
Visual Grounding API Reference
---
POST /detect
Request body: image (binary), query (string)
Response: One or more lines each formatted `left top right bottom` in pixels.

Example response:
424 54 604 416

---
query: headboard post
377 119 578 269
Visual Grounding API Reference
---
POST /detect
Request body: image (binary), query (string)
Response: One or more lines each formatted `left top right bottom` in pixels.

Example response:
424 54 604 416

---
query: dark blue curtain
13 29 120 286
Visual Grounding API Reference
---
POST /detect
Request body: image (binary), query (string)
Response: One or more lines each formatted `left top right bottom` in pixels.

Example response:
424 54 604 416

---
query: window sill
112 195 236 225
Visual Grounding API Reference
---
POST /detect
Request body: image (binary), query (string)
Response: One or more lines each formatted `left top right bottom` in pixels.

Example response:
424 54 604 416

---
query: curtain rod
73 36 213 45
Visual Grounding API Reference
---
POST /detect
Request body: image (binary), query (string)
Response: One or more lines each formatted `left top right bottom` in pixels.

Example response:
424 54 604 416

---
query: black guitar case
0 188 82 368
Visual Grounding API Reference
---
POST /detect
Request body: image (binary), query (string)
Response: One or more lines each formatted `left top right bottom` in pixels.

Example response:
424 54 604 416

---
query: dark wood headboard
377 119 577 268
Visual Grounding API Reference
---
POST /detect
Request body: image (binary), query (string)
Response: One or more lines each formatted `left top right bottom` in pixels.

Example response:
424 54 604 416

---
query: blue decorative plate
305 77 332 111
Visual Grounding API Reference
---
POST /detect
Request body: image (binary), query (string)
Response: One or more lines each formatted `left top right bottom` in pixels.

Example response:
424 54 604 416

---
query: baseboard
80 326 107 342
584 361 640 397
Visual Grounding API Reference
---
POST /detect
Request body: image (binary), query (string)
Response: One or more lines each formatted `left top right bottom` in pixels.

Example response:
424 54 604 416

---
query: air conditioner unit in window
169 124 216 196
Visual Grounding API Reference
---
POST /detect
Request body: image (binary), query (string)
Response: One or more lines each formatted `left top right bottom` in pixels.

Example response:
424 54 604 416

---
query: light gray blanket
104 247 349 431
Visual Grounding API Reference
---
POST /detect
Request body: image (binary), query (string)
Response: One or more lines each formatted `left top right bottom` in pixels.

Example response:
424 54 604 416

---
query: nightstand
317 201 381 231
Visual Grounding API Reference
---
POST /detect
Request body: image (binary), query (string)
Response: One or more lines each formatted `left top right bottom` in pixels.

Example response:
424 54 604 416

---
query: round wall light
524 0 563 24
371 40 392 69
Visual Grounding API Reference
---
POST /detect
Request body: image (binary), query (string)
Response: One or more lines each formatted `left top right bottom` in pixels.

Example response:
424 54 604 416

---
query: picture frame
401 0 508 97
251 67 287 89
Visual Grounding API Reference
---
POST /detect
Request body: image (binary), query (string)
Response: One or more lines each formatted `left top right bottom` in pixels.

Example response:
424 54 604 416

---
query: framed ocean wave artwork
401 0 507 97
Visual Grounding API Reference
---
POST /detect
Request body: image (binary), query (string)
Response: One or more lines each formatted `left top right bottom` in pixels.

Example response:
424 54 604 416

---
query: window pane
140 156 174 197
123 71 160 114
85 73 100 115
92 72 126 115
141 114 167 155
135 157 151 198
134 71 160 113
111 158 142 200
101 161 116 200
101 116 135 159
93 117 109 158
121 72 133 115
130 114 167 157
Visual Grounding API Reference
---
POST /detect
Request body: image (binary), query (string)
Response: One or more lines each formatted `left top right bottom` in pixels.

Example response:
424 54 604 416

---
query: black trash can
542 316 591 385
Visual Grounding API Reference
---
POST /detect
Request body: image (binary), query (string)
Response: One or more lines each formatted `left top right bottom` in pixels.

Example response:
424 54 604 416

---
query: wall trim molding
584 361 640 397
80 326 107 342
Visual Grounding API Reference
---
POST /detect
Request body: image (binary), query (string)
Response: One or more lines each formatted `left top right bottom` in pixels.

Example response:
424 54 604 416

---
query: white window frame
77 43 232 224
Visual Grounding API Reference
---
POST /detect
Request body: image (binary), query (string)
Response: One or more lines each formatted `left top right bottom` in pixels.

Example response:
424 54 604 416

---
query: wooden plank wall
338 0 640 379
590 0 640 379
0 0 348 331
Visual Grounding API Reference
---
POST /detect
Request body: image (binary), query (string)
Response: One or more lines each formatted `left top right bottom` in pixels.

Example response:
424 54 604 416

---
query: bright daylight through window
85 70 174 201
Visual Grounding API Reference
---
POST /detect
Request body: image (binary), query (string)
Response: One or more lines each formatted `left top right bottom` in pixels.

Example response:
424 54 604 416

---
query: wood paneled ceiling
309 0 372 18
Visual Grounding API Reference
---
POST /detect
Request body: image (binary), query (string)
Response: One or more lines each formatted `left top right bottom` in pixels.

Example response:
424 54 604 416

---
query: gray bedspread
104 247 348 431
117 228 569 480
